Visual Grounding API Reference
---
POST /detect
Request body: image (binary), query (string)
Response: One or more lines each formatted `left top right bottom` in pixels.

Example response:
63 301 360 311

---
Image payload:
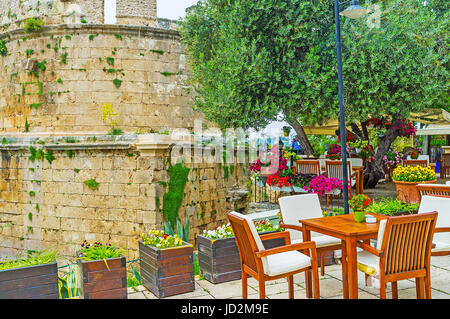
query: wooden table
301 214 379 299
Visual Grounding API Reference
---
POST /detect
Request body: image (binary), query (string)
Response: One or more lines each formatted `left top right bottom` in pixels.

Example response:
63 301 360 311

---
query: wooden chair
295 160 321 176
441 153 450 179
402 159 428 168
226 211 320 299
419 196 450 256
278 194 342 276
356 212 438 299
417 184 450 200
324 161 360 205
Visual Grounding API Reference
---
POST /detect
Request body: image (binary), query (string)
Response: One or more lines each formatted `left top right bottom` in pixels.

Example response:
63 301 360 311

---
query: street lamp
334 0 369 214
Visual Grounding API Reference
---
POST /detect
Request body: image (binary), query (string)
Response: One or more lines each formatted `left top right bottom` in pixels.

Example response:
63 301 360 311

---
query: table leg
340 240 349 299
346 237 359 299
302 227 312 298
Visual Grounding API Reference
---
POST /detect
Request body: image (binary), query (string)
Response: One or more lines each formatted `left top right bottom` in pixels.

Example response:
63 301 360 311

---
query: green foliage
0 39 7 56
84 179 99 190
162 163 190 226
180 0 448 131
106 57 115 66
24 17 45 33
108 127 123 135
367 198 419 216
150 49 164 55
58 264 79 299
0 250 57 271
113 78 122 88
76 241 123 261
163 218 190 243
59 53 67 64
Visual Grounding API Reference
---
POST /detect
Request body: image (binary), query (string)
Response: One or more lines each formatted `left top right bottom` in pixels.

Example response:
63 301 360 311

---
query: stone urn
393 179 437 204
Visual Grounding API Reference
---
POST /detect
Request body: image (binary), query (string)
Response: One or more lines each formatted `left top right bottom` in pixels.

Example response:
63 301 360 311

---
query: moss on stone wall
162 163 190 227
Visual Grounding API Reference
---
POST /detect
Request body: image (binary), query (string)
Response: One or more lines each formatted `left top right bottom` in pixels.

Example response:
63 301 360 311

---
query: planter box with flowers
366 197 419 221
198 219 284 284
392 165 436 203
76 241 127 299
290 173 316 193
302 175 346 196
266 174 292 192
0 250 59 299
139 230 194 298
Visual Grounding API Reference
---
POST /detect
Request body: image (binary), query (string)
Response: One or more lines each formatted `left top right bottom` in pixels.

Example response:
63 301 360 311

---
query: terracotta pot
393 179 437 204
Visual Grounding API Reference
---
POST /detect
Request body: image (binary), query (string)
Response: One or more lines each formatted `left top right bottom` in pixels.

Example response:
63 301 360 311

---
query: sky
157 0 199 20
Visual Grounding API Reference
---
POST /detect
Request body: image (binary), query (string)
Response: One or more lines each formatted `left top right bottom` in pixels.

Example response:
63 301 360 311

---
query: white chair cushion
264 250 311 277
418 196 450 245
432 241 450 253
446 181 450 186
292 235 340 248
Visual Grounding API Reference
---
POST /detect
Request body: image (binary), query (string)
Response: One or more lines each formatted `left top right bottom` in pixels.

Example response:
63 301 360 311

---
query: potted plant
76 241 127 299
366 197 419 221
326 144 341 160
266 174 292 192
392 165 437 203
0 250 59 299
359 144 375 163
282 126 291 137
197 219 284 284
409 150 419 159
139 230 194 298
383 150 404 180
348 194 372 222
303 175 346 196
290 173 316 193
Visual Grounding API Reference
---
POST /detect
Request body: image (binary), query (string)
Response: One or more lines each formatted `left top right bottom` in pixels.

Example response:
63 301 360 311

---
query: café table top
300 214 380 238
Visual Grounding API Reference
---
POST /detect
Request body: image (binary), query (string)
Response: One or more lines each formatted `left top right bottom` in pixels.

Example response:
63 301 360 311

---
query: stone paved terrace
127 255 450 299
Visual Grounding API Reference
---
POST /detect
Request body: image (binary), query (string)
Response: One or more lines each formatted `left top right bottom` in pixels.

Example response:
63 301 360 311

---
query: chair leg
391 281 398 299
425 275 432 299
287 275 294 299
320 252 325 276
258 278 266 299
241 270 248 299
379 281 387 299
416 278 425 299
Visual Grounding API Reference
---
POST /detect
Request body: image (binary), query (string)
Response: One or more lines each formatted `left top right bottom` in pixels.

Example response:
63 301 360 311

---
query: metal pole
334 0 350 214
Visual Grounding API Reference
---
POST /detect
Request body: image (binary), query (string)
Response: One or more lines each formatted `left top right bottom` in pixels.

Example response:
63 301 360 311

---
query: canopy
302 108 449 136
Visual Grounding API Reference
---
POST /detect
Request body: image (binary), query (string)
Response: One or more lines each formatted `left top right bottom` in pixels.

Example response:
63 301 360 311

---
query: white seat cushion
292 235 340 248
264 250 311 277
432 241 450 253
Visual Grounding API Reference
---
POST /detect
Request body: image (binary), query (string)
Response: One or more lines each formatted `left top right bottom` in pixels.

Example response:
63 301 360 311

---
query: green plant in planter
367 198 419 216
163 218 189 242
58 264 80 299
0 250 58 271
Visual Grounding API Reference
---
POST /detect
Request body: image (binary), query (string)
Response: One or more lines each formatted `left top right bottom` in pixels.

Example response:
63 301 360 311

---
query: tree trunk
363 123 399 189
286 118 315 155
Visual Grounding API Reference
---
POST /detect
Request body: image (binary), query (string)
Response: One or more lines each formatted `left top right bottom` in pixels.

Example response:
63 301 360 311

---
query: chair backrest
325 160 352 181
349 158 363 167
295 160 321 176
418 195 450 244
417 184 450 199
442 154 450 166
403 160 428 168
278 194 323 241
377 212 437 276
226 211 268 274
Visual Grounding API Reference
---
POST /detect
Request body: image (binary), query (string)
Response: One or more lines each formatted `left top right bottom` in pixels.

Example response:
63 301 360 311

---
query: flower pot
393 179 437 204
77 255 127 299
353 211 366 223
197 231 285 284
293 186 308 193
271 185 292 192
0 261 59 299
139 241 194 298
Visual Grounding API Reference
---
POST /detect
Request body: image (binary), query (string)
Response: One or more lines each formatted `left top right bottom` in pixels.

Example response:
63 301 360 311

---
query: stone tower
0 0 249 261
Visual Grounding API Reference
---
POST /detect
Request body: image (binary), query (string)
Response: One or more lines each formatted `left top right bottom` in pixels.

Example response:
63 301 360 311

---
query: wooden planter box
367 210 419 221
198 231 286 284
0 261 58 299
139 241 194 298
77 255 127 299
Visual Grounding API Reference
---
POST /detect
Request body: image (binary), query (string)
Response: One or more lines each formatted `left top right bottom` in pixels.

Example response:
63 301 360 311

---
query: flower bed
76 241 127 299
198 219 284 284
139 231 194 298
0 250 59 299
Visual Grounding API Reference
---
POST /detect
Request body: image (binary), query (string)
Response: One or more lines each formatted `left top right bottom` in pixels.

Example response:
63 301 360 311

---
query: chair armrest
259 230 290 244
279 223 303 232
357 241 384 257
435 227 450 233
256 241 317 258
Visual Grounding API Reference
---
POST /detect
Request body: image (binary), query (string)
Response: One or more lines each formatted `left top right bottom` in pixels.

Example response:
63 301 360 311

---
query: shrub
24 17 45 33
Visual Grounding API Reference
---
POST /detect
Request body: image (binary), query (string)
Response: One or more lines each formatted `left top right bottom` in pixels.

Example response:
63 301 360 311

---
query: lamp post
334 0 369 214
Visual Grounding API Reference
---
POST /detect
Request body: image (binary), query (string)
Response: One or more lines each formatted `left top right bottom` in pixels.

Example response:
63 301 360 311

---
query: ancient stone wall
0 135 249 261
